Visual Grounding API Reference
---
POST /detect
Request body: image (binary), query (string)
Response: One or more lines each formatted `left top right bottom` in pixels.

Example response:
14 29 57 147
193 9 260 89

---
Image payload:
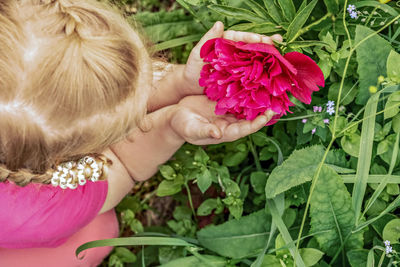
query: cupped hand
181 21 283 96
170 95 275 145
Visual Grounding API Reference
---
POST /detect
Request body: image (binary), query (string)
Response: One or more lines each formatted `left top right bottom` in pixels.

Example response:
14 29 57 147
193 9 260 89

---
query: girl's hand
181 21 283 96
170 95 275 145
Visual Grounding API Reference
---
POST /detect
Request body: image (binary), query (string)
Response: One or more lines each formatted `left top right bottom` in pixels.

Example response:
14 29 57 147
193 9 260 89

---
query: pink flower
199 38 325 125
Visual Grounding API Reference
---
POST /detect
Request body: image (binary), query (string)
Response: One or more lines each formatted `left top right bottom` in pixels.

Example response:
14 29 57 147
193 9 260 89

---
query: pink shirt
0 180 108 249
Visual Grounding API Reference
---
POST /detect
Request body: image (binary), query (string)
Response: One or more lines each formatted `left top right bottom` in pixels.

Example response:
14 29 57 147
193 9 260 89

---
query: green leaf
197 210 272 259
328 82 357 106
323 0 339 14
262 0 284 24
384 91 400 120
250 171 268 194
160 255 227 267
277 0 296 21
382 218 400 244
194 147 210 165
352 92 380 222
208 4 266 23
76 237 195 258
197 169 212 193
223 151 248 166
286 0 318 42
114 247 137 263
265 145 325 198
387 50 400 84
197 198 218 216
310 165 364 257
347 249 369 267
355 25 392 104
157 175 184 197
154 34 203 51
132 10 201 43
355 1 399 16
341 133 361 158
393 114 400 133
159 165 176 180
260 255 282 267
229 22 280 34
299 248 324 267
244 0 269 19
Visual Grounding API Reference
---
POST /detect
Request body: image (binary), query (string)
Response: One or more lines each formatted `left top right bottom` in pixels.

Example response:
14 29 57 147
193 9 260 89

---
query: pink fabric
0 180 108 249
0 209 119 267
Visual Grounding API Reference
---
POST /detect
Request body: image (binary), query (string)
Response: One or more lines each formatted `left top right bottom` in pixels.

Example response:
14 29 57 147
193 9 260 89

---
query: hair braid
0 164 52 186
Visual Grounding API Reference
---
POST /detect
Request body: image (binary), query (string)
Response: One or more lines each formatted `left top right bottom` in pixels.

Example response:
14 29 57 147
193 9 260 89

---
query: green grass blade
267 199 306 267
154 34 203 51
361 133 400 218
342 174 400 183
76 237 195 258
352 92 381 226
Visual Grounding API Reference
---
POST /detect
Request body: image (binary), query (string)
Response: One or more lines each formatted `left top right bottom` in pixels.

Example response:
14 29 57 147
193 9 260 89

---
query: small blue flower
384 240 391 247
350 11 358 19
326 100 335 108
327 107 335 115
386 246 393 254
347 4 356 13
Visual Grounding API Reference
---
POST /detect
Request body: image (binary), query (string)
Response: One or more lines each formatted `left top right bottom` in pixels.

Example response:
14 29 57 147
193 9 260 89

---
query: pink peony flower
199 38 325 125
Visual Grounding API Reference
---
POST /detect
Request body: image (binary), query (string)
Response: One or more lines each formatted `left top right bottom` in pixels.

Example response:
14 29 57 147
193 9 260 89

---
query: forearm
111 105 184 181
147 64 188 112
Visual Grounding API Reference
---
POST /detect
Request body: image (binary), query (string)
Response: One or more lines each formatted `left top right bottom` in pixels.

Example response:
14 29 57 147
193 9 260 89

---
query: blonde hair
0 0 151 185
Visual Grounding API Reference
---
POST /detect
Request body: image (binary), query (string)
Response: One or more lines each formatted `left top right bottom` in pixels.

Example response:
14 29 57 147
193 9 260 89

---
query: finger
271 34 283 43
223 115 268 142
224 31 278 45
186 117 222 140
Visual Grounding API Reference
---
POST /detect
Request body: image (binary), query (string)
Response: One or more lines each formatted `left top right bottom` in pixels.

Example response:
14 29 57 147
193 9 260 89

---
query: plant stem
248 137 262 172
289 13 333 43
184 183 198 223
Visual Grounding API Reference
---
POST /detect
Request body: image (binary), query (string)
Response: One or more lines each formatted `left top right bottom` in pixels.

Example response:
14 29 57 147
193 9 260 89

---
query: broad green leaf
393 114 400 133
114 247 137 263
250 171 268 194
323 0 339 13
229 22 280 34
132 10 201 43
262 0 284 23
328 82 357 106
158 246 183 265
299 248 324 266
387 50 400 84
341 133 361 158
260 255 281 267
277 0 296 21
208 5 266 23
223 151 248 166
197 210 271 259
382 218 400 244
194 147 210 164
159 165 176 180
157 175 184 197
265 145 325 198
197 198 218 216
352 92 380 223
286 0 318 42
197 169 212 193
384 91 400 119
355 25 392 104
310 165 363 257
347 249 369 267
160 255 227 267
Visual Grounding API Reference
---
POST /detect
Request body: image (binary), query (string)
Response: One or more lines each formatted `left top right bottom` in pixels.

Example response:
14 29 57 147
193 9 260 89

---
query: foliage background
95 0 400 266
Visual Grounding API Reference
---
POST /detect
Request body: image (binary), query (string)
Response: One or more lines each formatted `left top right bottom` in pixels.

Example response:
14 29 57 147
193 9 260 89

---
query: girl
0 0 281 266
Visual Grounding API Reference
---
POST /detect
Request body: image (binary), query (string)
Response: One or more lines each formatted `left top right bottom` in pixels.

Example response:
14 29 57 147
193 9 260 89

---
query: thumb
192 119 222 140
192 21 224 57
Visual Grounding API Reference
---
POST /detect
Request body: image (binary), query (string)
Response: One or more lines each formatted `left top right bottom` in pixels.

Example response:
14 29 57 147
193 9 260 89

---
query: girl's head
0 0 152 185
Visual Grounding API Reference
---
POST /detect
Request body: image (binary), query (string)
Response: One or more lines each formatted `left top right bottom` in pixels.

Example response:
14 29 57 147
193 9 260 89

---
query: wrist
163 105 186 145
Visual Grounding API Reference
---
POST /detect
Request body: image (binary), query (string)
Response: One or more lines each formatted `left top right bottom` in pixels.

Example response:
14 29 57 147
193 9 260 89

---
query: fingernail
210 129 220 139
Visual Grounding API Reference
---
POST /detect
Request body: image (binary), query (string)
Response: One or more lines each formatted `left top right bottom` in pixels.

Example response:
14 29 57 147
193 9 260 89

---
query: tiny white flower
326 100 335 108
384 240 391 246
347 4 356 13
386 246 393 254
327 107 335 115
